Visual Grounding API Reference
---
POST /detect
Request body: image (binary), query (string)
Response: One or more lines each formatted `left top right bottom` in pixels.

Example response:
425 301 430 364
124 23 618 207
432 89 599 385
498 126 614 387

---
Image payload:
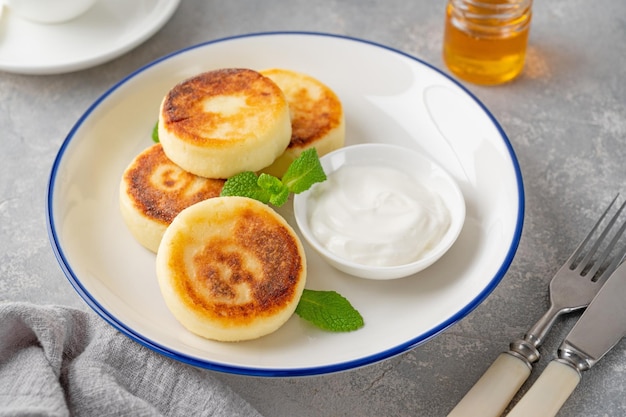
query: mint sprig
152 121 160 143
220 148 326 207
295 289 364 332
221 171 274 204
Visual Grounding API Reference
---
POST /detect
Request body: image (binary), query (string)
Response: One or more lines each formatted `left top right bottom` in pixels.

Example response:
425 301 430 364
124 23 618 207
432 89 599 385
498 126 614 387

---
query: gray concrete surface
2 0 626 415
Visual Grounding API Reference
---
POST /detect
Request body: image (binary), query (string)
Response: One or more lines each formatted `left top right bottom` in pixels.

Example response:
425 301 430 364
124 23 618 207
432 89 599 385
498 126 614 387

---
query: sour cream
307 164 451 267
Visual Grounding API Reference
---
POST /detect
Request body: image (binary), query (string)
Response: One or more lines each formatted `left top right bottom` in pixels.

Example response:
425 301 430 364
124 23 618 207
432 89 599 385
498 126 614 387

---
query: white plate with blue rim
47 32 524 377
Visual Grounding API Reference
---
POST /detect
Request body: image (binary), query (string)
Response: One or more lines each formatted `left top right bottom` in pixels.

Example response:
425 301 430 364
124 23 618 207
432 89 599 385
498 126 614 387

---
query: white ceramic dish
294 143 466 280
0 0 180 75
47 32 524 377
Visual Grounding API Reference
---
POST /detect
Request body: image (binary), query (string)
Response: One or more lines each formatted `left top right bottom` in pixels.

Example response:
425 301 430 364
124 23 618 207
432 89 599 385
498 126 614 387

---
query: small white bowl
293 143 466 280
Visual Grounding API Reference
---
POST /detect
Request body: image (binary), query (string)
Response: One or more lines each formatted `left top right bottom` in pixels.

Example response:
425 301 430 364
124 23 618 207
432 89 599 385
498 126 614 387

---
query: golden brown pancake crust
261 68 343 150
289 84 342 149
167 202 304 324
123 144 224 225
161 68 286 146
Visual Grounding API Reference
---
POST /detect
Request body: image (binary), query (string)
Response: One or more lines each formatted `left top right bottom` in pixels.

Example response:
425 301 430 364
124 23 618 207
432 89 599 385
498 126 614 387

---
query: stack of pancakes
119 68 344 341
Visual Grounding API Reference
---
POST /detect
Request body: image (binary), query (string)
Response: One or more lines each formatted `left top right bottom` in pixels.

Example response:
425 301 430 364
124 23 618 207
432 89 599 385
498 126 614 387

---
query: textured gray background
2 0 626 415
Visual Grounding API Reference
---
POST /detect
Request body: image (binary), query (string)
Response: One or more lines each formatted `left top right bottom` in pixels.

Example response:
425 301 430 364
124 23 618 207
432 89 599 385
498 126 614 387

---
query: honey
443 0 532 85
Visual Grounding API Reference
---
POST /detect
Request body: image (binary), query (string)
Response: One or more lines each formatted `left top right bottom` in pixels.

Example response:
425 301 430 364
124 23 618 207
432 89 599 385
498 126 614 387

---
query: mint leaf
152 121 159 143
282 148 327 193
268 187 290 207
220 148 327 207
295 289 364 332
220 171 271 203
257 174 289 206
258 173 285 195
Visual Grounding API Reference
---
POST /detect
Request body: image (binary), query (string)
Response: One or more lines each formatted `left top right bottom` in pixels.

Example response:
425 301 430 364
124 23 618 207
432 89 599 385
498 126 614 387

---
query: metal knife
506 260 626 417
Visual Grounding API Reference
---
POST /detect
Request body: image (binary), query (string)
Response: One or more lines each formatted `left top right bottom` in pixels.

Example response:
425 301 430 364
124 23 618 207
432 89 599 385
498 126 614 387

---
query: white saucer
0 0 180 75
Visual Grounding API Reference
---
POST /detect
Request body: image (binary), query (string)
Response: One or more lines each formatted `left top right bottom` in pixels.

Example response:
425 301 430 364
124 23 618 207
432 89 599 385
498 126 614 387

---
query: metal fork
448 195 626 417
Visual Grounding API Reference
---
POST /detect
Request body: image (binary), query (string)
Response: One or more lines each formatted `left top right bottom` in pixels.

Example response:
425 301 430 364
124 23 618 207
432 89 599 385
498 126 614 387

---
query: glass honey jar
443 0 532 85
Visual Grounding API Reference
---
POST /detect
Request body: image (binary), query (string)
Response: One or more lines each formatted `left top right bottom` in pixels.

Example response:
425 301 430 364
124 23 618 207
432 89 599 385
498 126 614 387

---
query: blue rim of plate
46 31 525 377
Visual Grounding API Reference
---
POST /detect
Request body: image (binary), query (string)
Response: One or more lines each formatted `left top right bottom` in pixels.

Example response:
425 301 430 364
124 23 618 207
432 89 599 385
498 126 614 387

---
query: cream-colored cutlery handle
506 360 580 417
447 353 531 417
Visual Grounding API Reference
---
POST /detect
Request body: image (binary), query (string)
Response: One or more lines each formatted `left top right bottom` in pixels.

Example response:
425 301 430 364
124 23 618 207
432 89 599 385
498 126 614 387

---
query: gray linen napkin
0 302 263 417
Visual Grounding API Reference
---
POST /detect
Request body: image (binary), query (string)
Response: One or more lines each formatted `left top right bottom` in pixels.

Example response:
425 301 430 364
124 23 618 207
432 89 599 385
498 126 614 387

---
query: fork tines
570 194 626 281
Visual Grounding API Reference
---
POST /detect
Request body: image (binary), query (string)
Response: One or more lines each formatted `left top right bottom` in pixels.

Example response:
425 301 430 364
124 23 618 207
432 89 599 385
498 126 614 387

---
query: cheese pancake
119 143 225 253
158 68 292 179
156 196 307 342
259 68 345 178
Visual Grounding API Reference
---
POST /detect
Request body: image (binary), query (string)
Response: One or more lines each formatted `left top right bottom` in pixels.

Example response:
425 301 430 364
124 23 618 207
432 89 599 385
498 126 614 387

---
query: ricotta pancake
158 68 292 179
259 68 345 178
156 196 307 342
119 143 225 253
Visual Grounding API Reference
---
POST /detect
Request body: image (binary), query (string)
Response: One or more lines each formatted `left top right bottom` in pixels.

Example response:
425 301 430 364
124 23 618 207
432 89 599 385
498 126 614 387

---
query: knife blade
507 259 626 417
